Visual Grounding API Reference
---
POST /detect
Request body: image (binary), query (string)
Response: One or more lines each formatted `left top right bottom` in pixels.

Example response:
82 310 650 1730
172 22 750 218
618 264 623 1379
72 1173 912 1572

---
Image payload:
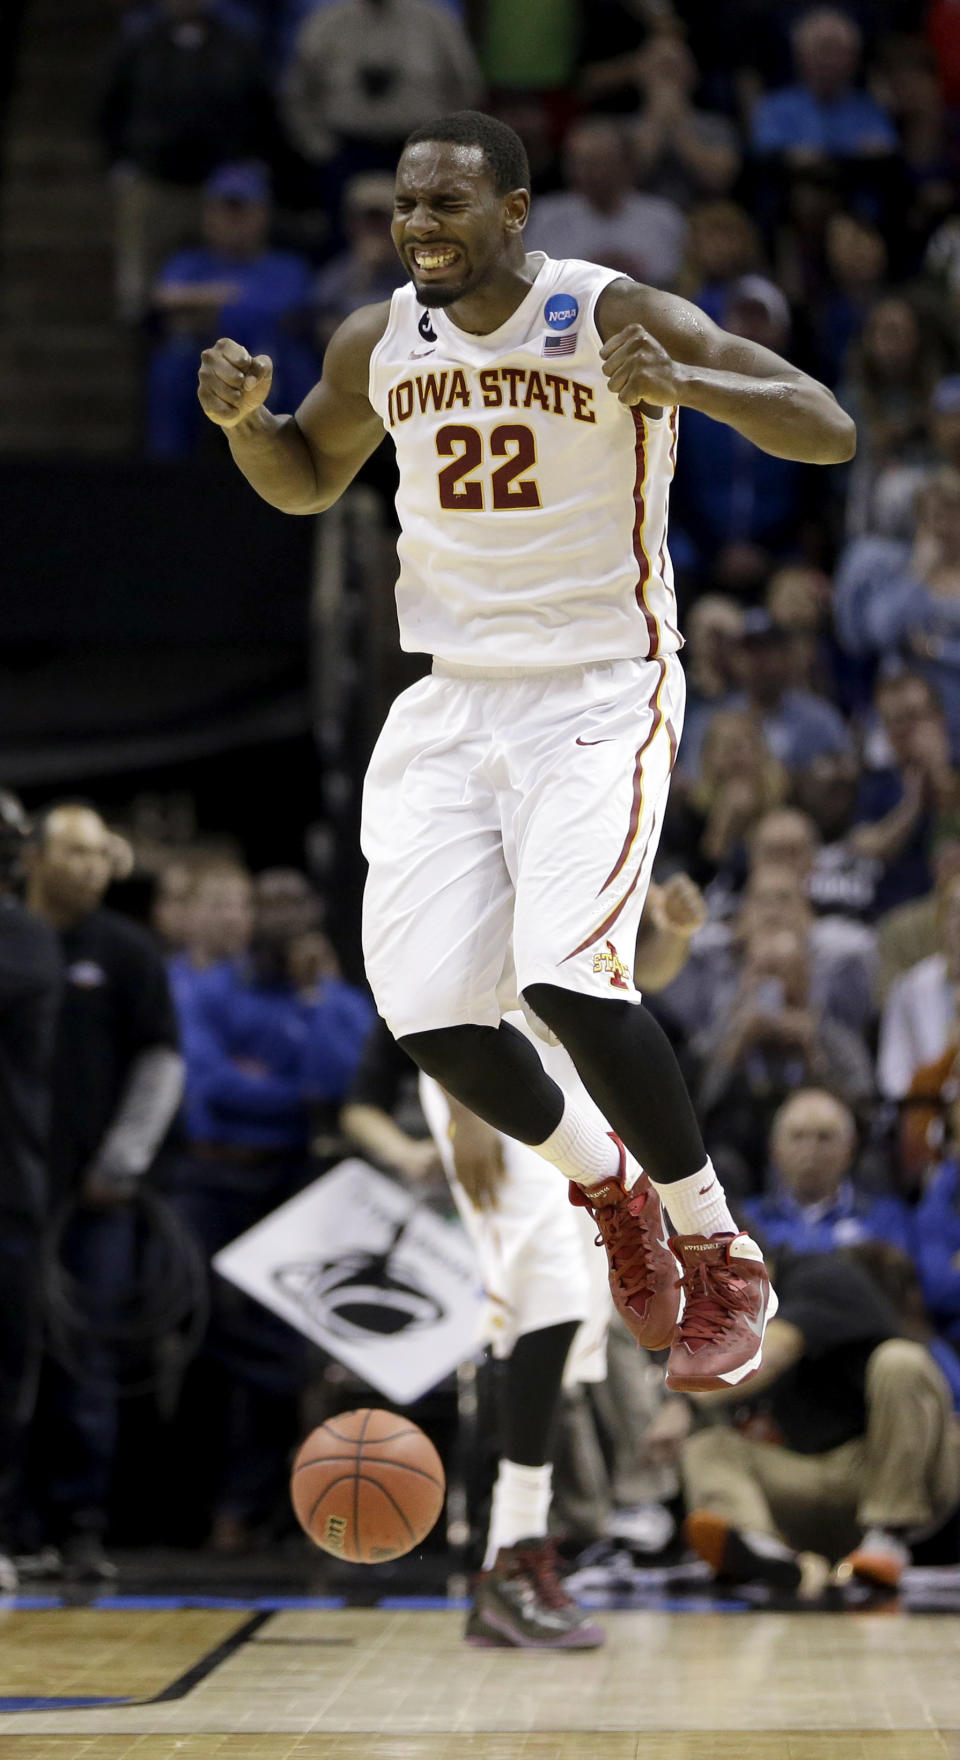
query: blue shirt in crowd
179 960 374 1150
742 1181 914 1259
751 85 896 158
916 1159 960 1347
835 534 960 757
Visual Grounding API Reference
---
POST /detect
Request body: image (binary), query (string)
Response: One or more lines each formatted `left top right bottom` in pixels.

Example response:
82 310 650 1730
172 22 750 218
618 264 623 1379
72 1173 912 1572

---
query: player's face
392 143 524 308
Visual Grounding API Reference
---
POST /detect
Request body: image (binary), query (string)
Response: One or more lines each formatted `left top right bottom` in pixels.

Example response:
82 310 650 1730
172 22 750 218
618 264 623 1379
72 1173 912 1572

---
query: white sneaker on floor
606 1502 676 1554
835 1528 910 1591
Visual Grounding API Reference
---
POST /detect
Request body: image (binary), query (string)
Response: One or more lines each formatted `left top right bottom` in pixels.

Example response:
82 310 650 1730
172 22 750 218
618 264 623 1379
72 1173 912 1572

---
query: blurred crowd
3 0 960 1598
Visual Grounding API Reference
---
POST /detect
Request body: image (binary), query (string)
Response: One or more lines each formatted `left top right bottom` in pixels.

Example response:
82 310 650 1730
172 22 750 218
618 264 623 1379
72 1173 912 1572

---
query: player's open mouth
410 247 461 273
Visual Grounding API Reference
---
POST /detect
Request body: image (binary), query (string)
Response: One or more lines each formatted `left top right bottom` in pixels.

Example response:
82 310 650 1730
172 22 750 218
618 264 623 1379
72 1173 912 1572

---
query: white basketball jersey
367 253 681 670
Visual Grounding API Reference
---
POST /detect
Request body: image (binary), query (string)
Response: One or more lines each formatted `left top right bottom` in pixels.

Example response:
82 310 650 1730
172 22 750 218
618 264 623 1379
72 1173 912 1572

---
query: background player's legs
484 1319 578 1567
522 986 738 1241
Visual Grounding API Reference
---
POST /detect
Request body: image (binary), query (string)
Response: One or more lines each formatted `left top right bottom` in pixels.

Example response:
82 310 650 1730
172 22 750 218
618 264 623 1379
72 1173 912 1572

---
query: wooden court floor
1 1603 959 1759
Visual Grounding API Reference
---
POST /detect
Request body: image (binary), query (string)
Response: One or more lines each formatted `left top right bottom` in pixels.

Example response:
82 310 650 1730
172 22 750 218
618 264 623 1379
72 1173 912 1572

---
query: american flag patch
543 331 577 357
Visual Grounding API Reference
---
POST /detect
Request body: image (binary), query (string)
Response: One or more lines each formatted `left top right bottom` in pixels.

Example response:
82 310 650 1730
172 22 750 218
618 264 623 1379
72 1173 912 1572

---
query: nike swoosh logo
698 1181 716 1196
409 348 436 358
576 736 614 746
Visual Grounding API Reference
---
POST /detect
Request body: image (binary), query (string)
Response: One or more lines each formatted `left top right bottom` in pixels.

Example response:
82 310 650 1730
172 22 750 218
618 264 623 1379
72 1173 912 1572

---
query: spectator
167 863 254 1015
878 870 960 1100
151 858 195 953
100 0 274 320
674 595 745 760
672 285 813 594
172 867 373 1548
660 850 876 1052
24 805 184 1580
676 200 766 323
525 116 687 285
661 710 788 892
629 33 741 209
875 824 960 1004
281 0 483 218
743 1088 914 1257
812 212 888 388
750 8 897 163
793 753 885 921
697 919 874 1190
0 795 61 1592
313 172 406 351
148 162 317 460
851 670 960 916
916 1132 960 1350
840 293 943 537
765 562 836 697
881 37 959 247
676 1248 960 1595
835 469 960 756
685 610 851 779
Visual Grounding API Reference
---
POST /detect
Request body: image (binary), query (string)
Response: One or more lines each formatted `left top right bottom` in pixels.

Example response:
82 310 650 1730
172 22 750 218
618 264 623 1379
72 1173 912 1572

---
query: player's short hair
402 111 530 196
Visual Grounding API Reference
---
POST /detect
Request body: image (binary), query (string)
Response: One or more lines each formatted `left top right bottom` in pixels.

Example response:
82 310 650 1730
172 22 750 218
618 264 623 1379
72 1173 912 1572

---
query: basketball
290 1408 446 1564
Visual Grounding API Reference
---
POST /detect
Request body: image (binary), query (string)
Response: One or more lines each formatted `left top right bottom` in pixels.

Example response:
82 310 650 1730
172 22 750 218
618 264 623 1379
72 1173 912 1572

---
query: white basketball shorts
361 652 685 1038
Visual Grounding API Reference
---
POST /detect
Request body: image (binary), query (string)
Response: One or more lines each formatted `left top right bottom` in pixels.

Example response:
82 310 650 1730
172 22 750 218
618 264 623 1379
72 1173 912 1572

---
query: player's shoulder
325 298 396 377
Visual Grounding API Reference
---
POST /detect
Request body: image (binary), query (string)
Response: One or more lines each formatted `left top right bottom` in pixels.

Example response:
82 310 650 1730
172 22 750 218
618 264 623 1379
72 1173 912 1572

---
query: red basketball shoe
665 1233 777 1393
569 1140 681 1350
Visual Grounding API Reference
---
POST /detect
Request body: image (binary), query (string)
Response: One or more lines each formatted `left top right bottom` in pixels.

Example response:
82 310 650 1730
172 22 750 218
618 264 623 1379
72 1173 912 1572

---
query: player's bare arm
595 279 856 465
196 302 389 515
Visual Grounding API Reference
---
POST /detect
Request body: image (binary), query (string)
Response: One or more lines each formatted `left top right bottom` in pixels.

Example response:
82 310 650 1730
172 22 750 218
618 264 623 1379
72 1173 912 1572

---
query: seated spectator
281 0 483 220
100 0 274 320
672 289 813 595
916 1131 960 1350
525 117 687 285
171 868 373 1547
674 595 745 759
743 1088 913 1257
312 172 406 351
878 870 960 1100
812 211 887 389
851 670 960 916
675 200 766 324
682 609 851 779
849 376 960 543
151 858 195 953
629 33 741 209
839 293 944 538
835 470 960 756
167 863 254 1015
765 562 836 698
793 753 885 921
750 8 896 164
697 920 874 1190
875 824 960 1005
660 850 876 1048
674 1248 960 1595
661 709 788 893
881 35 959 249
147 163 317 460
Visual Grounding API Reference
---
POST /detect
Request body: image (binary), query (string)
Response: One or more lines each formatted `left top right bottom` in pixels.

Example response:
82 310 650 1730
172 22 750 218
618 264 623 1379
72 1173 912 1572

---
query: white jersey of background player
199 112 854 1411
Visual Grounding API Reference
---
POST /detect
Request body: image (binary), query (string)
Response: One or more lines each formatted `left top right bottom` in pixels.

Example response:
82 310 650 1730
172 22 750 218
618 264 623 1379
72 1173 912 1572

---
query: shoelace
590 1188 656 1298
511 1541 573 1609
676 1261 753 1347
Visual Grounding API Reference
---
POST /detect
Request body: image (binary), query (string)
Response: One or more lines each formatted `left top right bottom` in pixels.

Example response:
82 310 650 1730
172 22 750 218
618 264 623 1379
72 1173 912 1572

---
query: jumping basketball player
197 112 855 1396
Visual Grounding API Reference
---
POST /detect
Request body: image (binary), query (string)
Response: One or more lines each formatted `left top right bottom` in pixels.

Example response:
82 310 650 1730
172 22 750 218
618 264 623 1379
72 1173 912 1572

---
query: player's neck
442 252 540 338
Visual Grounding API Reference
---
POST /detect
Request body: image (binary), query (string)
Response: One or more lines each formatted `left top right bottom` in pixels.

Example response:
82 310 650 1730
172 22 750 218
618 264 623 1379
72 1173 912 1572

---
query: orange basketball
290 1407 446 1564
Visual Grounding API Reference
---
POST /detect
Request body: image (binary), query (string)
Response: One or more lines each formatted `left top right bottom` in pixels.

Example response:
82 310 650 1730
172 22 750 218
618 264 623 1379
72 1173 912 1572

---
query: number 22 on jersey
436 423 542 511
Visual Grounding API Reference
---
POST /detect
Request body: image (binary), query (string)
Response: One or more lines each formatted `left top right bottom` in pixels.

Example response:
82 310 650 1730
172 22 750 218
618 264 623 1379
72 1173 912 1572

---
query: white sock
483 1459 553 1569
536 1103 622 1188
652 1160 738 1239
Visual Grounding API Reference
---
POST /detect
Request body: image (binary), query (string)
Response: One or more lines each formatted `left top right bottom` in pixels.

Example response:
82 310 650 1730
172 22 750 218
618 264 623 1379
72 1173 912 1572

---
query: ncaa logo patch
544 293 579 331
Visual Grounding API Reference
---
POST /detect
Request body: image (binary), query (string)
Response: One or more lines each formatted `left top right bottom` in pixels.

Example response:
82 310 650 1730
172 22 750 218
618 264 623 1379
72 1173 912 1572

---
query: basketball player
197 111 855 1395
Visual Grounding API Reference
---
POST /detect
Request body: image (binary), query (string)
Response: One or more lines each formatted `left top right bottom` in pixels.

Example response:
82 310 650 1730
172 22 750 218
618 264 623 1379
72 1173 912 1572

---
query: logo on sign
273 1215 446 1342
544 294 579 331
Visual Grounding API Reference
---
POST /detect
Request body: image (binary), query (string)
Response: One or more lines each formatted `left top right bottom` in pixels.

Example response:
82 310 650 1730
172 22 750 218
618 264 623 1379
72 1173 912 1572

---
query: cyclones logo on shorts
593 939 630 990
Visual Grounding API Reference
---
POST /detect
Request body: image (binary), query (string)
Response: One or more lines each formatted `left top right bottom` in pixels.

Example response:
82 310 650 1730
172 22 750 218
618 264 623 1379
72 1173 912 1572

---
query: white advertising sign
212 1159 483 1406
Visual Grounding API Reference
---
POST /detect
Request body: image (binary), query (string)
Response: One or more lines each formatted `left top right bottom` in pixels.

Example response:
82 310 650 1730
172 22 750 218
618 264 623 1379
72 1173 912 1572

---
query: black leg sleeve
523 985 707 1184
499 1320 580 1468
399 1019 564 1143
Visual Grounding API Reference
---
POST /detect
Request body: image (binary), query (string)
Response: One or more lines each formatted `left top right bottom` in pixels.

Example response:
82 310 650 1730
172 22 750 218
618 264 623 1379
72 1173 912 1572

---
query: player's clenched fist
197 338 274 428
600 323 683 408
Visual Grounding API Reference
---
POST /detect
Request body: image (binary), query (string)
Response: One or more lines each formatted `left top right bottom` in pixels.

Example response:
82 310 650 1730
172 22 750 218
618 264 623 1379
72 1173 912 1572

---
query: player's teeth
417 252 456 268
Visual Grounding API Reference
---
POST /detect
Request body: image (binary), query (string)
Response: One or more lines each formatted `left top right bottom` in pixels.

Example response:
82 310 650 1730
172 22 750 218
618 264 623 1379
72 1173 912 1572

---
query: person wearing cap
99 0 274 321
672 277 815 597
148 163 317 458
